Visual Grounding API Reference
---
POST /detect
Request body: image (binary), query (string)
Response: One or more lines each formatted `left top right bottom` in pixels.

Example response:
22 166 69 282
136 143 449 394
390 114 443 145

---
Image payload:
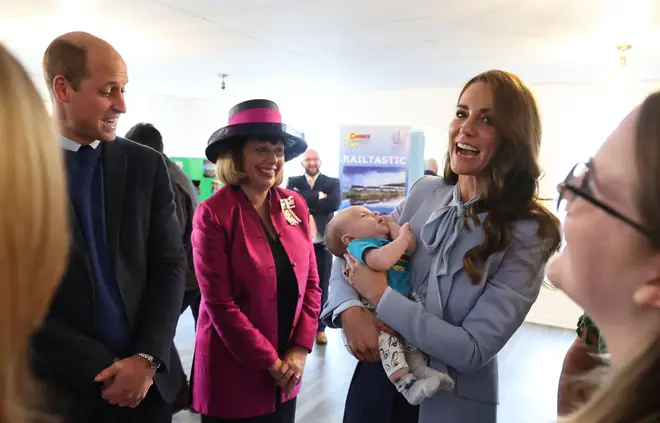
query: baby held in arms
325 206 454 405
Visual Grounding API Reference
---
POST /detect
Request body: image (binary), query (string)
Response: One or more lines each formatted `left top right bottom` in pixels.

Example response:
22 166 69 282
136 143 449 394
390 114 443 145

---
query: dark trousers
200 397 296 423
65 386 172 423
314 243 332 332
343 361 419 423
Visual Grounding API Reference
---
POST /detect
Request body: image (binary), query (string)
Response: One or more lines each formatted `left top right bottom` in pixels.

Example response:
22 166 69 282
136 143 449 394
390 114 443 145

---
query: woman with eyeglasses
548 91 660 423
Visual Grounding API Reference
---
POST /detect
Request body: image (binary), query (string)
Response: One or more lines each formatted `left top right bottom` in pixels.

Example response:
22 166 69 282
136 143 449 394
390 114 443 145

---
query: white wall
116 94 189 153
114 78 660 329
127 79 660 195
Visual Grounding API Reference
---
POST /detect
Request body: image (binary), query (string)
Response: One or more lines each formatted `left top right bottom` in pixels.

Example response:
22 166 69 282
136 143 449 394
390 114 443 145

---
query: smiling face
546 101 660 352
302 149 321 176
242 138 285 191
547 110 645 323
52 42 128 144
447 81 498 176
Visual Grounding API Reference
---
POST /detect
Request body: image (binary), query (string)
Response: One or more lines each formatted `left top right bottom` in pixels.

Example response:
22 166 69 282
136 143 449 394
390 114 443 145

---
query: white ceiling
1 0 659 98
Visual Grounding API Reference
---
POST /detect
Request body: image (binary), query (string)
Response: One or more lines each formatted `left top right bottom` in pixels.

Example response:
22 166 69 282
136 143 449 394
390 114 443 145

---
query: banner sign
338 125 411 215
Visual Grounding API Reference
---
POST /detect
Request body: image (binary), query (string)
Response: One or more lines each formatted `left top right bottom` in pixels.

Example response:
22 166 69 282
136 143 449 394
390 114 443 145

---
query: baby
325 206 454 405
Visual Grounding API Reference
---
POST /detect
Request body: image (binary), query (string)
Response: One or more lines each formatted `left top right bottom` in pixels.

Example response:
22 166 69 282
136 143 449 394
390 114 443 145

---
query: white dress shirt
60 136 100 151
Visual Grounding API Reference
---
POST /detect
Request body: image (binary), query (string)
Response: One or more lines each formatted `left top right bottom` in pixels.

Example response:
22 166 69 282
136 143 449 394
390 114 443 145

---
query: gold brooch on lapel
280 196 301 226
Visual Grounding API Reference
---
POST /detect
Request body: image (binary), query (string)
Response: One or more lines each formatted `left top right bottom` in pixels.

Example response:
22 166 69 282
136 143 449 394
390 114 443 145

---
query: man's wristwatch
137 353 161 370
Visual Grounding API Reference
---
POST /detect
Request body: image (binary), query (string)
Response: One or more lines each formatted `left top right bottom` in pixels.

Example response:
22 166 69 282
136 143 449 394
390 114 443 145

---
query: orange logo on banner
344 132 371 148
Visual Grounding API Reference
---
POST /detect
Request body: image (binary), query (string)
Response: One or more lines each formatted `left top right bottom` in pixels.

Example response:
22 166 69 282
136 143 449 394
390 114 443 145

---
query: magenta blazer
190 185 322 419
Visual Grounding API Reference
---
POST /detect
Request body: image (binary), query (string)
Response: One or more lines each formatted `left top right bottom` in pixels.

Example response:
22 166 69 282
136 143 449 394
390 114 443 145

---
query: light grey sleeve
390 187 410 221
375 228 547 374
319 257 362 329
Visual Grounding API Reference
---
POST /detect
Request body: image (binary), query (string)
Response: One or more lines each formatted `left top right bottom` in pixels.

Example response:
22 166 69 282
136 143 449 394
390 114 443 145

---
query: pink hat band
228 108 282 126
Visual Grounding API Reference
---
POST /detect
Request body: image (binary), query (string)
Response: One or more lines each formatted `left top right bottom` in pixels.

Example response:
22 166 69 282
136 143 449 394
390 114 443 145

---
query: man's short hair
42 39 89 91
125 123 164 153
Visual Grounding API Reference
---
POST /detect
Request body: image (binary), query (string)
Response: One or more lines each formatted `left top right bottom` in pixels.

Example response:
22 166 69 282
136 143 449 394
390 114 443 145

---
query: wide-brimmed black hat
205 99 307 163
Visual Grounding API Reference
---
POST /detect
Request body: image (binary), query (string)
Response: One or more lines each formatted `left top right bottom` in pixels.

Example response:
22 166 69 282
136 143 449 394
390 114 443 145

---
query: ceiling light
617 44 632 67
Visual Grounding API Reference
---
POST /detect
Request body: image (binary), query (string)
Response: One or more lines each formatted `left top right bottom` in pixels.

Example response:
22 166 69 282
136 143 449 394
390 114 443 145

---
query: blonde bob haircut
215 138 284 187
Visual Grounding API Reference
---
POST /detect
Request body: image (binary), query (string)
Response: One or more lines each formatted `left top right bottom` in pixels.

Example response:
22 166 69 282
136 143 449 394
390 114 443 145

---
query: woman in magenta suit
190 99 322 422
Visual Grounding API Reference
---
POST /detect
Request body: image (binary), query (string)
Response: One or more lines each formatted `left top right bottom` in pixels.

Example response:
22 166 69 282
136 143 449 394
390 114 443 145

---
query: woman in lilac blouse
322 70 562 423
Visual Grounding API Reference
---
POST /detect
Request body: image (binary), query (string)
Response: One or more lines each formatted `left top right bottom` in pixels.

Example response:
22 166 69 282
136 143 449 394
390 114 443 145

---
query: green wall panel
170 157 224 202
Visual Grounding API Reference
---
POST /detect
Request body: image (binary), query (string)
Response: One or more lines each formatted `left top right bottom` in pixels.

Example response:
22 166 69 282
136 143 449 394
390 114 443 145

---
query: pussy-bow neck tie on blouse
420 186 481 277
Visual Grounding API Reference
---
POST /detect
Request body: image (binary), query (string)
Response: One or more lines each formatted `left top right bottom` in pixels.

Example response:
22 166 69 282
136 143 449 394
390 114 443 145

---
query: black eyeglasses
557 160 652 239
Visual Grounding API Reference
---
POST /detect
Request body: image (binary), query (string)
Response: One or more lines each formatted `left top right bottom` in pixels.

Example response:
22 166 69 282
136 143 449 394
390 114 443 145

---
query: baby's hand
384 215 399 236
397 222 414 244
382 215 396 223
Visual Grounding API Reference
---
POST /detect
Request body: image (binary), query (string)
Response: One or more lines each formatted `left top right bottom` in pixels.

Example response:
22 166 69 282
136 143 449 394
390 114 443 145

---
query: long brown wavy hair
443 70 561 283
0 44 69 422
559 92 660 423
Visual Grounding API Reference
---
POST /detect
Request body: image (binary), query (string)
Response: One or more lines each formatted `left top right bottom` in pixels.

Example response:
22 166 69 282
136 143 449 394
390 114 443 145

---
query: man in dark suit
125 122 200 413
30 32 186 422
287 149 340 345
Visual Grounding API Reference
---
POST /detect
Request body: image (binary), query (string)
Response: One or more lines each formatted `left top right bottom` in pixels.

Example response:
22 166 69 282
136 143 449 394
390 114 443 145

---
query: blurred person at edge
125 122 201 414
29 32 186 422
191 99 322 422
321 70 561 423
0 44 69 423
549 92 660 423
